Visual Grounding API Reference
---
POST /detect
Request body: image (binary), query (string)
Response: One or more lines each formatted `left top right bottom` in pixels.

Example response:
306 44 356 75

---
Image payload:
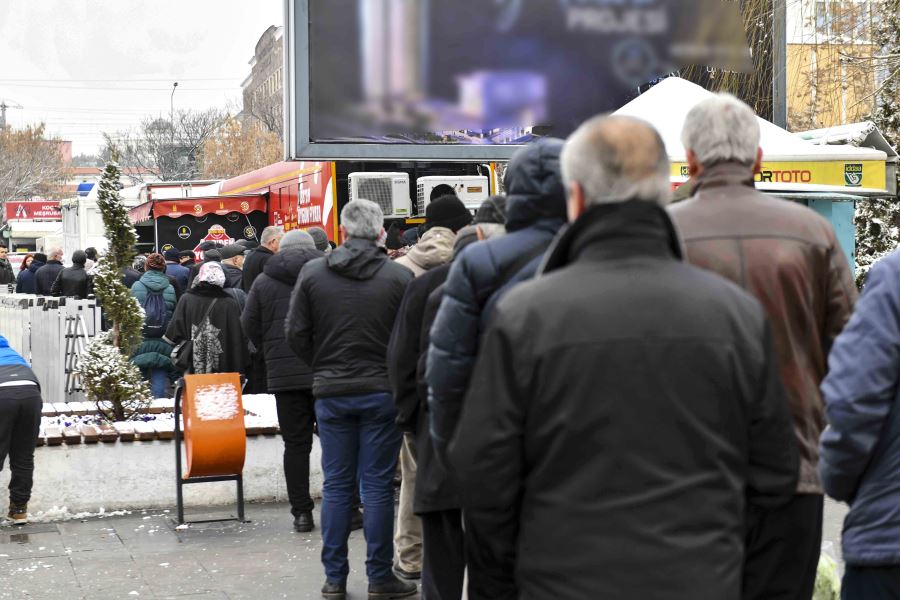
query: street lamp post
170 82 179 125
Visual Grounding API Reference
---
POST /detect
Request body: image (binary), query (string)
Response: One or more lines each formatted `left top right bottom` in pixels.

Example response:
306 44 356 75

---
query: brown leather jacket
669 162 857 494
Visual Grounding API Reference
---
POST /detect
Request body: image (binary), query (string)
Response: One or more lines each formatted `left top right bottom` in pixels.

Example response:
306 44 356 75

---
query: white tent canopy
614 78 885 163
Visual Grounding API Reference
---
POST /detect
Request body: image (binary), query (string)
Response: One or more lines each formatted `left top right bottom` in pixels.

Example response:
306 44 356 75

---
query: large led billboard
285 0 751 161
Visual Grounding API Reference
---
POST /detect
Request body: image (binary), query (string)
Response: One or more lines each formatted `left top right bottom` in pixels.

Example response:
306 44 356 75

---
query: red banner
156 195 266 219
5 201 62 221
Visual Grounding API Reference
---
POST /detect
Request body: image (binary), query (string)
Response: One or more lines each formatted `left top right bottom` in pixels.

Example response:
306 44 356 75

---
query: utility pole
0 98 23 130
772 0 788 128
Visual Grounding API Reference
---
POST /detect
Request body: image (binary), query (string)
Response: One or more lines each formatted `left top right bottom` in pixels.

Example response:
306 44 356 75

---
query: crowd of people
2 93 899 600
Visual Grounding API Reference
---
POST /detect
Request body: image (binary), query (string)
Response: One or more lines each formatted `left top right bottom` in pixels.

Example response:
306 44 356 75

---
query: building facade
241 25 284 138
787 0 882 130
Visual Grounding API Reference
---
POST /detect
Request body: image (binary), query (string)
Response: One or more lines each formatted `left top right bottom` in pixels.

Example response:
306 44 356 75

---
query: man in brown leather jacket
669 94 857 600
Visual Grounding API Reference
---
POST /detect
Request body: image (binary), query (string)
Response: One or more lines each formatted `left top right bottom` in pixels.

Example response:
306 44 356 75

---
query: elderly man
668 94 857 600
286 200 415 600
218 244 246 289
34 248 64 296
449 115 798 600
243 226 283 292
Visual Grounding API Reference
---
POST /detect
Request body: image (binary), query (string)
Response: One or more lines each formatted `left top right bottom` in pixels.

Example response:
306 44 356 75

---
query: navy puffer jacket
242 247 323 392
426 138 567 455
820 253 900 566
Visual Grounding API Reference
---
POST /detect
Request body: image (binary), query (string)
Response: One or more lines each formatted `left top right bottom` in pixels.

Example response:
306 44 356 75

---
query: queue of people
4 93 900 600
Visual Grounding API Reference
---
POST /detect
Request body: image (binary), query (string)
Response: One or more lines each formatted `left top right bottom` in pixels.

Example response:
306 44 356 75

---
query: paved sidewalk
0 499 849 599
0 502 418 600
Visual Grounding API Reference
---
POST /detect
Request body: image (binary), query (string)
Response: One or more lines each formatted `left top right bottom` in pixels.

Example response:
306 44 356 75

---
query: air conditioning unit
416 176 490 215
348 172 411 219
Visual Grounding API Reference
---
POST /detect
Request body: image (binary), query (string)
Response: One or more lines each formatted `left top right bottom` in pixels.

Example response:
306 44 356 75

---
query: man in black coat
243 231 322 533
286 200 416 599
242 226 283 292
218 244 245 289
34 248 64 296
0 247 15 286
448 115 799 600
51 250 92 299
387 224 481 600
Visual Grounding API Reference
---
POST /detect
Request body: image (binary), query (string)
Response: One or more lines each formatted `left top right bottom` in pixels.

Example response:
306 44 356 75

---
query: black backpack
142 289 169 338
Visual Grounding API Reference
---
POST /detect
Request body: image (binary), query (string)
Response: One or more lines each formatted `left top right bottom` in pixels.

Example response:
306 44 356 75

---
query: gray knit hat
307 227 331 252
280 230 316 251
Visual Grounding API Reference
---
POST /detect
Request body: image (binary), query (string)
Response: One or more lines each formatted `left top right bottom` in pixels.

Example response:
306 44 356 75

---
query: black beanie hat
425 195 473 233
163 249 181 262
34 253 48 263
476 195 508 225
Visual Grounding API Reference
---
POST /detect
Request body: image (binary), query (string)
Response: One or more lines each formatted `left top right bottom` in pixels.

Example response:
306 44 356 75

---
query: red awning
128 201 154 225
154 195 267 219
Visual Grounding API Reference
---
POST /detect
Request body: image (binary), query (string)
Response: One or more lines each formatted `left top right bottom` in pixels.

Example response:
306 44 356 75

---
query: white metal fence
0 289 103 403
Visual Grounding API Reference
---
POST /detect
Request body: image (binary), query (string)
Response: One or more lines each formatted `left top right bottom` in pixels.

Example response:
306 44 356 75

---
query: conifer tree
80 155 150 421
856 1 900 287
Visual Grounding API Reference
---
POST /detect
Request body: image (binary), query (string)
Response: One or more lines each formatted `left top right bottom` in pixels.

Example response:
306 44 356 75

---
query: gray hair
341 199 383 240
49 247 64 260
280 230 316 251
681 94 760 167
561 115 671 207
260 226 284 246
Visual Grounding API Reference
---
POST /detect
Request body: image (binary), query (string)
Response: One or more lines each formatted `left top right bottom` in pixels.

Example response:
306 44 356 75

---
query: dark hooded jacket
286 238 413 398
164 283 249 375
426 138 567 455
222 262 244 289
17 259 45 294
35 260 64 296
449 201 798 600
242 247 323 391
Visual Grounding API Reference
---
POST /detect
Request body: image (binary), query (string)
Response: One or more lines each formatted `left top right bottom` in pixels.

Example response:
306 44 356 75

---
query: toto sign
5 201 62 221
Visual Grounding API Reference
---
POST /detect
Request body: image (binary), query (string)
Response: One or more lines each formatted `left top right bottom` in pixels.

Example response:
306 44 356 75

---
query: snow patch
193 384 240 421
27 506 132 523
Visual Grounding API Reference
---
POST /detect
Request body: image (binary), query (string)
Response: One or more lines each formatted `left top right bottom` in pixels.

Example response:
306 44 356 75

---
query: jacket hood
504 138 568 232
140 269 171 292
28 261 45 273
403 227 455 270
541 200 683 274
327 238 387 280
264 247 325 285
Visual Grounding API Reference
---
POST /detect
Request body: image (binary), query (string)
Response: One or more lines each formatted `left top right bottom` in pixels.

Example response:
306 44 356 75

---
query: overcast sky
0 0 283 155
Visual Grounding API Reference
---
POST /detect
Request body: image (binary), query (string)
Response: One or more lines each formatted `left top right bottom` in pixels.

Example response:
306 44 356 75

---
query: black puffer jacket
34 260 64 296
242 247 323 391
427 138 567 456
449 201 799 600
286 238 413 398
51 265 92 299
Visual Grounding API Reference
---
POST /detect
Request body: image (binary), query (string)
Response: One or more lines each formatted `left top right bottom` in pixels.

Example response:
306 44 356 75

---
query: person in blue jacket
820 253 900 599
0 335 42 525
130 253 177 398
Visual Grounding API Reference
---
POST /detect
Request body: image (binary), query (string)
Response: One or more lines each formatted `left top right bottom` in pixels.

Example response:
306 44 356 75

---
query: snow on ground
24 506 132 523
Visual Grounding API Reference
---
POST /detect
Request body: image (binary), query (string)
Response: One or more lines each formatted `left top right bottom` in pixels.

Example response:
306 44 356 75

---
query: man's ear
339 225 348 244
686 149 702 178
567 182 586 223
753 147 764 175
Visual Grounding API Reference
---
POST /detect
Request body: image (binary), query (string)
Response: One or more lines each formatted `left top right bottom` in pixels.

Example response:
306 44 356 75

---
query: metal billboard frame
283 0 525 162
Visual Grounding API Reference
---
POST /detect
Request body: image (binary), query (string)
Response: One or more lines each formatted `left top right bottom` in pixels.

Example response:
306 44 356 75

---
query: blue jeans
148 368 169 399
315 392 402 584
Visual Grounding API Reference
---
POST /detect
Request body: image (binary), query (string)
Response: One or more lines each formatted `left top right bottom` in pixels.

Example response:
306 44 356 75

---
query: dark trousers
315 393 402 584
843 565 900 599
0 386 43 504
421 509 465 600
464 507 519 600
275 390 315 516
744 494 824 600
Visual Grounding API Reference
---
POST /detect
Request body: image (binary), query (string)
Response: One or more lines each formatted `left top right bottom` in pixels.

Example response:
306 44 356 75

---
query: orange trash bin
181 373 246 479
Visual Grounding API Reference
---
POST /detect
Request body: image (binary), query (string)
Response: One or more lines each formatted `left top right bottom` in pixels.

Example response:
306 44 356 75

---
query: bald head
561 115 671 219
